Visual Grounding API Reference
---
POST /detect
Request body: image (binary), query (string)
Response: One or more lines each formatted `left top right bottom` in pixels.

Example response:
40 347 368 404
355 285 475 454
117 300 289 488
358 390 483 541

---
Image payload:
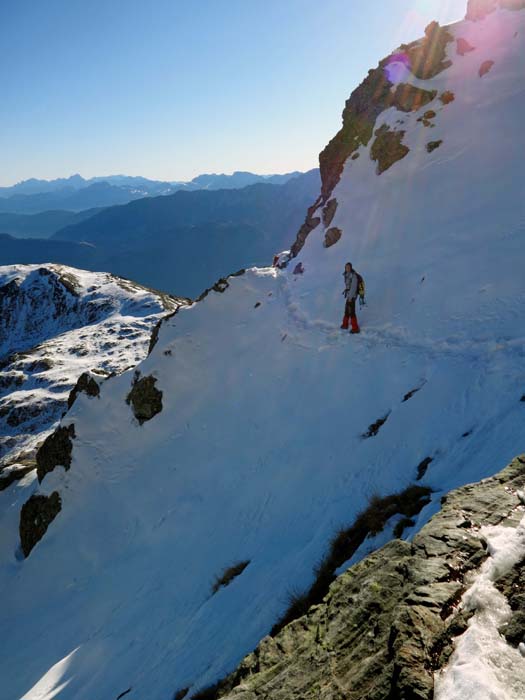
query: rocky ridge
197 456 525 700
0 264 185 481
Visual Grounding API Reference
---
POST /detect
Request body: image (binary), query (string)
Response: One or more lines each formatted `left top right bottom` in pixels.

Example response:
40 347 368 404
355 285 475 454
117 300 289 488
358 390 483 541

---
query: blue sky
0 0 467 185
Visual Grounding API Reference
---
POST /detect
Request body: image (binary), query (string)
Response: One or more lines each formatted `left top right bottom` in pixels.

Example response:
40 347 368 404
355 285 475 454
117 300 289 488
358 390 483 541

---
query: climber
341 262 362 333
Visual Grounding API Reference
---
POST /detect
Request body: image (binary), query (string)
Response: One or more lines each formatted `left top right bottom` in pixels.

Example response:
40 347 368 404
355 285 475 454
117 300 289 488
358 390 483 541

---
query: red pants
342 298 359 331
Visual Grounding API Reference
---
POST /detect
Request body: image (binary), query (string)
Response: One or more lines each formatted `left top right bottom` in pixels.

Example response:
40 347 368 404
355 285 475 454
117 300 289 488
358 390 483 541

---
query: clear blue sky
0 0 467 185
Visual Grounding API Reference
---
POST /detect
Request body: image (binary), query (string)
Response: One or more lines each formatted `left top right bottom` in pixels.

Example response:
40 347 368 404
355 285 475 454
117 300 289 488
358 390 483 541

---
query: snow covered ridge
1 5 525 700
0 263 185 477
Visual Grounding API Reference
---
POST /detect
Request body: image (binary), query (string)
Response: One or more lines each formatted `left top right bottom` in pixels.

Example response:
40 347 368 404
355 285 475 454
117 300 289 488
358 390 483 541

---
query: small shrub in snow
212 560 250 594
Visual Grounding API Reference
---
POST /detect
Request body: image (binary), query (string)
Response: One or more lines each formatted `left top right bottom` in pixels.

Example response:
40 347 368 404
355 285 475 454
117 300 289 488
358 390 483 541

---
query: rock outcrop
371 125 410 175
126 374 163 424
324 227 342 248
322 199 338 228
402 22 453 80
19 491 61 557
291 22 449 255
67 371 102 409
193 456 525 700
36 424 76 483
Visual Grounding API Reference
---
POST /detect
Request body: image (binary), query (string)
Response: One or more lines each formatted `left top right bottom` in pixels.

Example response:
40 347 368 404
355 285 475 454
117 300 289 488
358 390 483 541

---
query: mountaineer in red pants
341 262 363 334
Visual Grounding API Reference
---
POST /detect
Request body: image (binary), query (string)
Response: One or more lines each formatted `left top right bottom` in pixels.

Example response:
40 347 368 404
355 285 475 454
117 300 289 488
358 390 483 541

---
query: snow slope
1 5 525 700
0 264 183 474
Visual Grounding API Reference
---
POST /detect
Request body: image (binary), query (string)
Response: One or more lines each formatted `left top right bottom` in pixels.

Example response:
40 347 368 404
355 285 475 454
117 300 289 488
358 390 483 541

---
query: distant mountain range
0 208 104 239
0 169 320 298
0 171 304 214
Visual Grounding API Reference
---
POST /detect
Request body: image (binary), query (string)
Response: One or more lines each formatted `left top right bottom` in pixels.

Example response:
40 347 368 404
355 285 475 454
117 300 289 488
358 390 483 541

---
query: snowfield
1 5 525 700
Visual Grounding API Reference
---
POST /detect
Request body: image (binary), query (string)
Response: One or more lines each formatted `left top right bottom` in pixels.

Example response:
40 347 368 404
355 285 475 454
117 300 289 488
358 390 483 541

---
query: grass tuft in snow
211 560 250 595
362 412 391 438
271 484 432 636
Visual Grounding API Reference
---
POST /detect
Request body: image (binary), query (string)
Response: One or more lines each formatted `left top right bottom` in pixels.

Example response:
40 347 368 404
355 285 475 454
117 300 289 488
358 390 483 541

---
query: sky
0 0 467 185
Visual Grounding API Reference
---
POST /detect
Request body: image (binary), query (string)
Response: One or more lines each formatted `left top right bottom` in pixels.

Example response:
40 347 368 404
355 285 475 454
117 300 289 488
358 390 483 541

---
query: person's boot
350 316 360 334
341 315 350 330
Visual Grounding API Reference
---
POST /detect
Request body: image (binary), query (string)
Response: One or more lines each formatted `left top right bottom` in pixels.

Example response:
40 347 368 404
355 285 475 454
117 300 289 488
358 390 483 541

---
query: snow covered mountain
1 2 525 699
0 264 185 486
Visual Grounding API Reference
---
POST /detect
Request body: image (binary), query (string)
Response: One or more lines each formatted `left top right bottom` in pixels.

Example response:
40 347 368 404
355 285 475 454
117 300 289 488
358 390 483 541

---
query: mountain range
0 169 321 298
0 171 304 214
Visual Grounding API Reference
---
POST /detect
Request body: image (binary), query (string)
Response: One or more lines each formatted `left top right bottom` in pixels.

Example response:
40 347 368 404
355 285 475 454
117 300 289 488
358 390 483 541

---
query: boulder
324 227 342 248
126 375 163 425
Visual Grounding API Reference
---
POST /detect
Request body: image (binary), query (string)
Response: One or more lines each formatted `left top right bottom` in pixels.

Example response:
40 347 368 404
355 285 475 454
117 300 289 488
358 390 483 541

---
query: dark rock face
19 491 61 557
126 375 163 425
290 208 322 258
322 199 338 228
67 372 101 409
440 90 455 105
391 84 437 113
195 269 246 304
371 125 410 175
195 456 525 700
324 227 342 248
148 310 178 355
292 23 449 255
426 140 443 153
318 64 393 201
36 424 76 482
403 22 454 80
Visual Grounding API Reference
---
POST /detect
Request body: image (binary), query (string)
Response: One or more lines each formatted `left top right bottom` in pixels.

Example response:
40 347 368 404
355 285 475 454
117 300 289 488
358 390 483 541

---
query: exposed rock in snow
370 124 410 174
126 374 163 425
36 424 76 483
323 227 342 248
479 58 496 75
457 37 476 55
19 491 62 558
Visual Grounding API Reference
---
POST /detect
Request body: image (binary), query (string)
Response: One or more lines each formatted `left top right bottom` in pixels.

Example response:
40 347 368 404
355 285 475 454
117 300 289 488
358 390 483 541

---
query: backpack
356 272 365 299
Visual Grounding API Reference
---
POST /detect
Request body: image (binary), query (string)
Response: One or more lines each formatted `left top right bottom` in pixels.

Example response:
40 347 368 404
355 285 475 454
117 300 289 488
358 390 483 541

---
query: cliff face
291 0 525 256
209 456 525 700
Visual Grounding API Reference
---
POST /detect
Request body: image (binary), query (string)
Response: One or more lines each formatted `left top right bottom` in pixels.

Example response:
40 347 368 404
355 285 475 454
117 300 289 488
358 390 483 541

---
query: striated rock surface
201 456 525 700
